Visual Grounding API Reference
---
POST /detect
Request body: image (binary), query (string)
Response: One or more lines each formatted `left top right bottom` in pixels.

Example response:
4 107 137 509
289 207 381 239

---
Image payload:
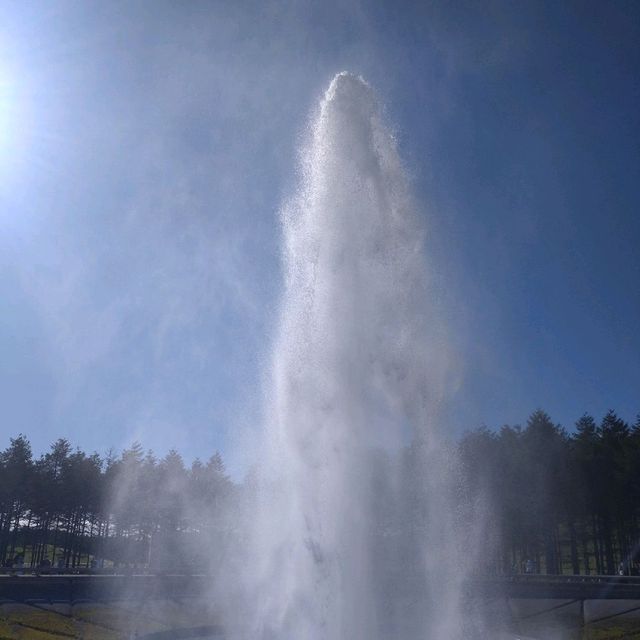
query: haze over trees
1 408 639 575
0 438 234 572
459 409 640 575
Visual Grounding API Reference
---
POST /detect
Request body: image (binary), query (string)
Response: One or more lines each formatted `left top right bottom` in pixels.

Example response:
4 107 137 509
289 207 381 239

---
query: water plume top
324 71 376 112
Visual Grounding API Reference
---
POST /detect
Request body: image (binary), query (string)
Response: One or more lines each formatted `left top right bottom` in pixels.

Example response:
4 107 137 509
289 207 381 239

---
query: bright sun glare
0 72 12 151
0 65 23 180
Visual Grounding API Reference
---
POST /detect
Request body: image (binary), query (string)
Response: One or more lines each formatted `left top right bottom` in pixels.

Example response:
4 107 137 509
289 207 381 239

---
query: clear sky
1 1 638 469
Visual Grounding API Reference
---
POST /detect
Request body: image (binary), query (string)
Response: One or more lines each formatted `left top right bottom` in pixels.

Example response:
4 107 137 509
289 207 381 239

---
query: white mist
229 72 469 640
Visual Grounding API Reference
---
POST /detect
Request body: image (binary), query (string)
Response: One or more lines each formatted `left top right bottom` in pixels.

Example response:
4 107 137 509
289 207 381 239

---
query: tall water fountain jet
232 72 476 640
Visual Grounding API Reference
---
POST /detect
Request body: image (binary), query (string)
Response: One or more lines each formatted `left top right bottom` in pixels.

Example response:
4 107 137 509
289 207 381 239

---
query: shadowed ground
4 575 640 638
0 599 222 639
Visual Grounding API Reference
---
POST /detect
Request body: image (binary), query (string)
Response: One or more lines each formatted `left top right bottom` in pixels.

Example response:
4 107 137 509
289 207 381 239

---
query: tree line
1 408 639 575
0 438 234 571
459 409 640 576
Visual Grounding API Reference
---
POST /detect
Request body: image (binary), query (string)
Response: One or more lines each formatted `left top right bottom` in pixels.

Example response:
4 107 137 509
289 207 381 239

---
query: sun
0 64 26 182
0 71 14 151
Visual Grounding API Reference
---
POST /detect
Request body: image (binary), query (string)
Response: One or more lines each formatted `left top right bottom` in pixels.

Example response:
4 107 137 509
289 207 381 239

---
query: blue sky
1 1 638 468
